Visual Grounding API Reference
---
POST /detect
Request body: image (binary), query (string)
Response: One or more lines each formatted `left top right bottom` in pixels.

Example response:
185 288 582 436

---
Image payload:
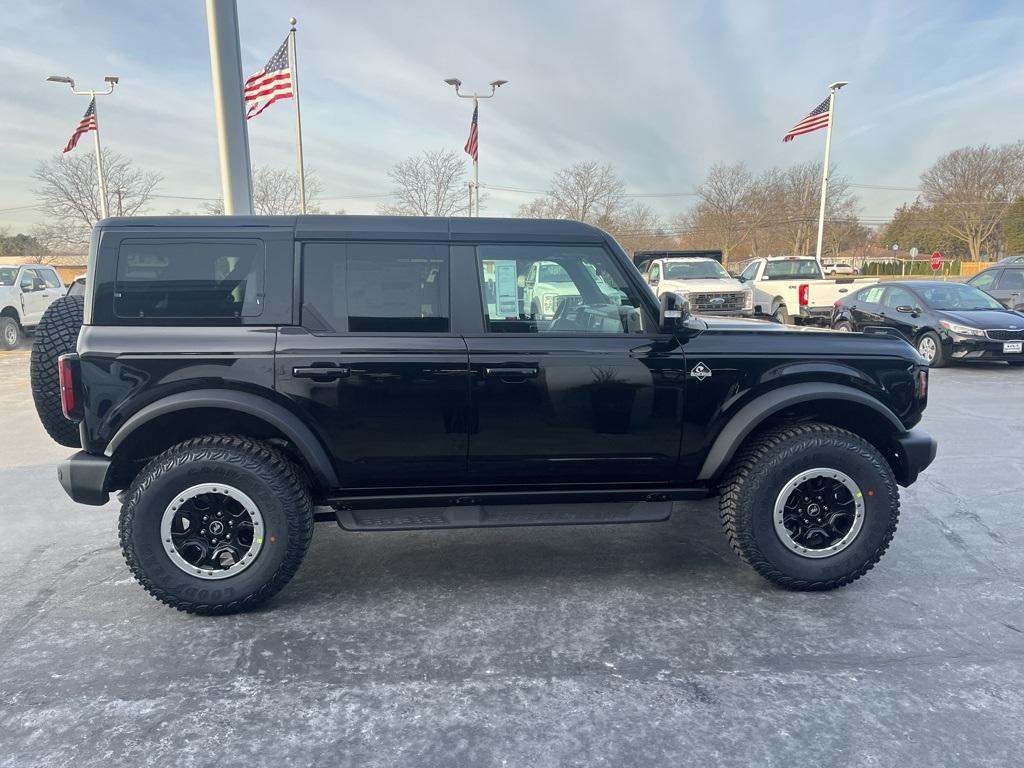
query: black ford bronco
41 215 936 614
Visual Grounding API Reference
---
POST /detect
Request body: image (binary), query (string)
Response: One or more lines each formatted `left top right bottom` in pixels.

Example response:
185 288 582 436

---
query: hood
936 308 1024 330
660 277 747 293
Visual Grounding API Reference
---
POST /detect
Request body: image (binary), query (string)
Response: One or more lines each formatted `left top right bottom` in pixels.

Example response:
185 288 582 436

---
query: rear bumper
796 306 833 326
57 451 112 506
892 429 938 487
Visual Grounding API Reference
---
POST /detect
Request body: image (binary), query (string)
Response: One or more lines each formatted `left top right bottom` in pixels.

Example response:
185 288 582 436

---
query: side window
969 270 998 290
860 286 885 304
649 264 661 283
20 269 42 292
477 244 647 335
740 262 759 281
884 286 916 308
115 240 264 319
38 269 61 289
302 242 449 334
996 269 1024 289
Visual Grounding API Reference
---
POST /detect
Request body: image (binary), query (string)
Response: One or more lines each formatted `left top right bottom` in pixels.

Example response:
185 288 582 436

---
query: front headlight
744 290 754 310
939 320 985 337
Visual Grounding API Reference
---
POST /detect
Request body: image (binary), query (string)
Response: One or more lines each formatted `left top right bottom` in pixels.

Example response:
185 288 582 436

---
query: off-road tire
1 316 20 350
719 422 899 591
119 435 314 615
916 330 945 368
30 295 84 447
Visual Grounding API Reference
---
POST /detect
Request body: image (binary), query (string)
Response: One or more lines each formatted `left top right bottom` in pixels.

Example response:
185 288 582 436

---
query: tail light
917 369 928 401
798 284 810 306
58 354 82 421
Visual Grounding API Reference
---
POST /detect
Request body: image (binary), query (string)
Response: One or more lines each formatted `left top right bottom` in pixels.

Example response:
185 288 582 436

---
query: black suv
48 216 936 614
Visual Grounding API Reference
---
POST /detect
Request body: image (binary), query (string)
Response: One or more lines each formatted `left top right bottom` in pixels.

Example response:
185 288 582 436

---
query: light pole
443 77 508 216
46 74 119 219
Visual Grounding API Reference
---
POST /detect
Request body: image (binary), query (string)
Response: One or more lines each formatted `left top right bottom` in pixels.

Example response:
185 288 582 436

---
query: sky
2 0 1024 236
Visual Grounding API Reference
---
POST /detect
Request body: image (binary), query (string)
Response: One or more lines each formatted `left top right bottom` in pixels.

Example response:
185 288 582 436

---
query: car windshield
0 268 17 286
539 263 572 282
664 260 729 280
764 259 823 279
917 283 1003 310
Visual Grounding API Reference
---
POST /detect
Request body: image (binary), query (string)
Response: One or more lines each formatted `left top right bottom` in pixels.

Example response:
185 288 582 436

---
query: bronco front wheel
119 435 314 614
719 423 900 590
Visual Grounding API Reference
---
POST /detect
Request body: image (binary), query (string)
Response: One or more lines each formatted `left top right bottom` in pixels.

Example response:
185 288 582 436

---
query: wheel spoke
773 469 866 559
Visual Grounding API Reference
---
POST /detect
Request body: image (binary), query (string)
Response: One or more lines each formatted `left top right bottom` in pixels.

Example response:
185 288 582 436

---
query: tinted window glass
764 259 823 279
0 268 16 286
664 260 729 280
477 245 646 334
996 268 1024 289
38 269 61 289
968 270 998 290
115 240 264 319
916 283 1002 310
740 262 759 281
302 243 449 333
859 286 885 304
884 286 917 308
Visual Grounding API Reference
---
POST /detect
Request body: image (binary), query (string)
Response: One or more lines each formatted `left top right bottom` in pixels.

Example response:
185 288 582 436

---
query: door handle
292 365 350 380
484 366 538 380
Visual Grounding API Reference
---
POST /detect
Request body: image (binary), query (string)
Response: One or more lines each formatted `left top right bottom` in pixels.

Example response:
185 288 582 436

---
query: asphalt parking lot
1 348 1022 768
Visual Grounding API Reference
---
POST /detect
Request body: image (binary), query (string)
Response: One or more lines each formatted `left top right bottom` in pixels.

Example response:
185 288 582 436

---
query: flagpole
288 17 307 214
472 96 479 216
814 81 847 262
90 94 109 219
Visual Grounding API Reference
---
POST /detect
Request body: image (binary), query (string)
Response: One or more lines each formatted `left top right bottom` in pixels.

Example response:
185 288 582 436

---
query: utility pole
814 80 848 263
46 74 119 219
205 0 253 215
443 78 508 216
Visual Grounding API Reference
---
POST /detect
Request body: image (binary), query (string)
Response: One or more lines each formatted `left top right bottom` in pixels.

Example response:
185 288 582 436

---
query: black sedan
830 280 1024 367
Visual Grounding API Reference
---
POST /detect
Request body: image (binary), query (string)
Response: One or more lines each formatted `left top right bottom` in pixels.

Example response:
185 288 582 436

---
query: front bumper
892 429 938 487
58 451 112 506
946 334 1024 362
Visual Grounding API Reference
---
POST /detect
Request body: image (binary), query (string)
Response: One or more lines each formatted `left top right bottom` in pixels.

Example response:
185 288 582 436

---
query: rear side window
859 286 885 304
302 242 450 333
764 260 823 279
115 240 264 319
996 268 1024 289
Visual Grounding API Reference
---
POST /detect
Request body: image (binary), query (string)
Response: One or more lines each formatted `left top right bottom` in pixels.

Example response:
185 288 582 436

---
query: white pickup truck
735 256 877 325
0 263 67 349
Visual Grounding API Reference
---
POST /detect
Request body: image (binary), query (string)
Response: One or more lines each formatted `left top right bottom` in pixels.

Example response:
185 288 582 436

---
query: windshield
0 268 17 286
917 283 1003 310
764 259 824 279
539 263 572 282
664 260 729 280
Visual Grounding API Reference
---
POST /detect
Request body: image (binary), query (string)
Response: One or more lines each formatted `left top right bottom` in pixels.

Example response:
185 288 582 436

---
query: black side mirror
659 292 690 332
735 274 746 282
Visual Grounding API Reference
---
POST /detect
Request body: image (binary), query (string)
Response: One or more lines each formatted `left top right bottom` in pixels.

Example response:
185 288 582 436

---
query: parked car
997 255 1024 265
45 215 936 614
637 254 754 317
0 263 67 349
967 264 1024 311
66 275 87 297
734 256 876 325
830 280 1024 367
824 263 857 276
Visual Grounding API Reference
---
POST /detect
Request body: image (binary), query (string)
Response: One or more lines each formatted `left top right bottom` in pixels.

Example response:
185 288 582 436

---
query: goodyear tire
719 422 899 591
30 295 84 447
119 435 314 615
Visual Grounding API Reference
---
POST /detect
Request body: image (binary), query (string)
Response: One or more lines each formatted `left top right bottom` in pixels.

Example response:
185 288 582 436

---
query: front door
995 268 1024 310
18 269 52 325
464 243 686 486
276 241 470 489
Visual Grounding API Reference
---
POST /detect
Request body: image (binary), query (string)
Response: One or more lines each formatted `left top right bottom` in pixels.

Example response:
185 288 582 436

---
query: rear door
995 268 1024 309
462 243 686 486
276 241 470 489
880 285 920 342
849 285 885 329
18 269 51 324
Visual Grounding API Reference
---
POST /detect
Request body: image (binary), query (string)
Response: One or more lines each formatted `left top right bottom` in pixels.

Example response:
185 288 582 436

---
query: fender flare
105 389 340 490
697 382 905 481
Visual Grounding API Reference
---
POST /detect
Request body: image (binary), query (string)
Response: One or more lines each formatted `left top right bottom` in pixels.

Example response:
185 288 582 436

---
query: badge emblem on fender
690 362 712 381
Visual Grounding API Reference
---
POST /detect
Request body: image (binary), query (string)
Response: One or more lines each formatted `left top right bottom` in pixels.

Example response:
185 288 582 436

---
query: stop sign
930 251 942 270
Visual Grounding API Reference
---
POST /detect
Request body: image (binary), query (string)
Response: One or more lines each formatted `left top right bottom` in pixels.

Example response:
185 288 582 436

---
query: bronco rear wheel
30 295 84 447
119 435 314 615
719 422 899 590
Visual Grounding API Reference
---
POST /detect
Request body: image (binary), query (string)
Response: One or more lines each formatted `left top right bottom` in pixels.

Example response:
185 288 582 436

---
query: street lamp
46 73 120 219
443 77 508 216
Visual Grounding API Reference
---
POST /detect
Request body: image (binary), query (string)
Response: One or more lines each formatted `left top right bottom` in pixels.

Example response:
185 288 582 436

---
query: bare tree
378 149 469 216
33 152 161 250
532 161 628 225
605 203 669 255
920 142 1024 260
203 166 324 215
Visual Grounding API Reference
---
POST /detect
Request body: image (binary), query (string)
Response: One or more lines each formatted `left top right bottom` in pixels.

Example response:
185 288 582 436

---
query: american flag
464 104 479 162
782 96 831 142
63 98 97 153
245 37 293 119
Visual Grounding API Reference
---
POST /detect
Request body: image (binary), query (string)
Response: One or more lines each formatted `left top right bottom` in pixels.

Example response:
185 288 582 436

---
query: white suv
0 264 67 349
